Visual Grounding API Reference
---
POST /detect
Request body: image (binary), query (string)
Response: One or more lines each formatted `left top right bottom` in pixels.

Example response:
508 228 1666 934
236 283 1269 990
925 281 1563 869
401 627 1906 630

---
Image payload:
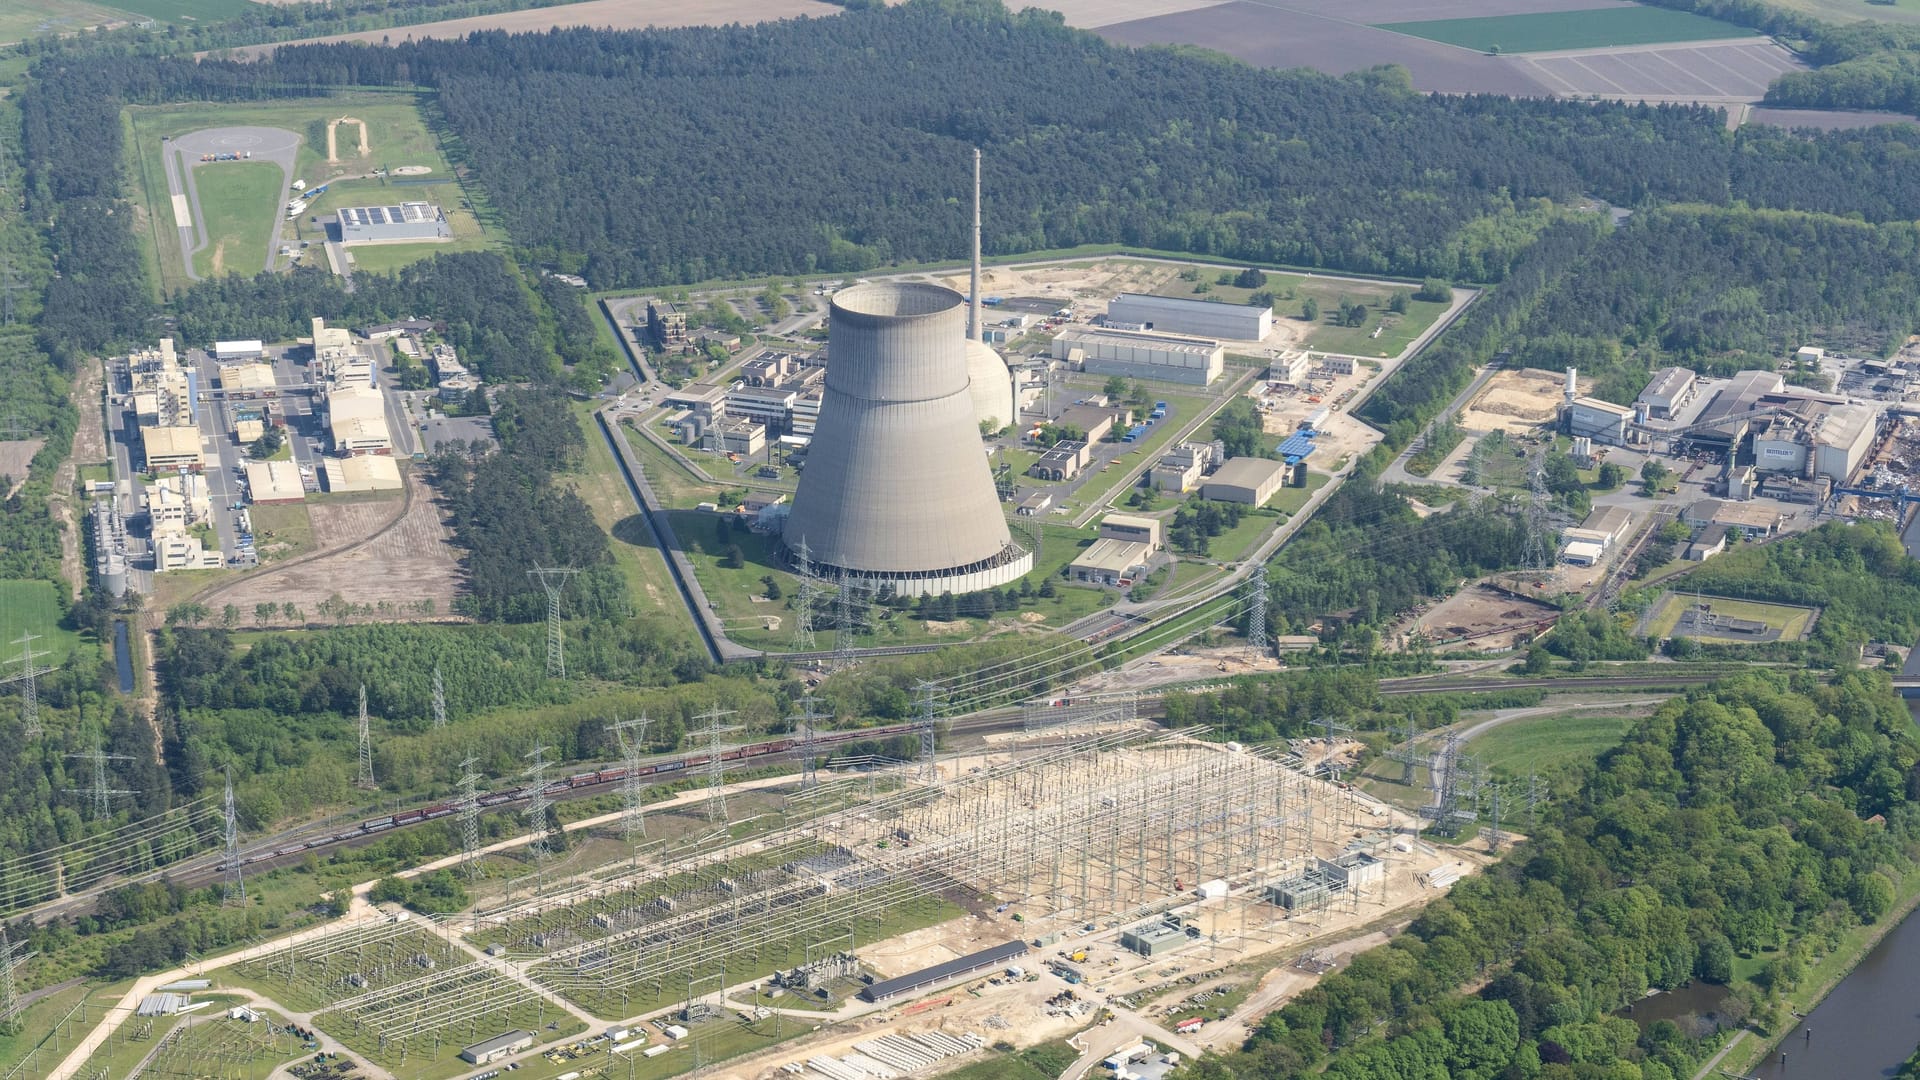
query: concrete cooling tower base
785 282 1032 598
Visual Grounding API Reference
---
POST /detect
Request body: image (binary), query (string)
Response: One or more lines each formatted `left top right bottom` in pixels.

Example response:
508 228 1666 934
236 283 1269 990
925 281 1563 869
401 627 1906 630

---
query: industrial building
1751 401 1877 484
217 362 278 400
663 381 727 420
323 454 403 493
213 340 263 361
859 941 1028 1003
1106 293 1273 341
1636 367 1696 420
147 473 211 528
1151 442 1217 493
647 300 688 350
460 1030 533 1065
1268 852 1383 910
1056 403 1125 445
325 384 392 455
1267 351 1311 385
1120 918 1193 957
1565 396 1634 445
142 426 204 473
337 202 451 244
714 418 766 456
245 460 307 503
126 339 192 427
1068 514 1163 587
1100 513 1163 550
1560 505 1633 566
1030 440 1089 481
784 284 1033 596
1686 524 1729 562
92 499 129 598
1684 498 1782 538
1203 456 1288 507
1053 327 1225 387
1016 491 1053 516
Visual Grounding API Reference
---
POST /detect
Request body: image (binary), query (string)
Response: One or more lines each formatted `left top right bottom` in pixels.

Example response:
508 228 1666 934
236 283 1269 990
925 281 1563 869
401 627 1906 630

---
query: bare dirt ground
1404 580 1560 650
1458 367 1578 434
1517 39 1802 105
0 439 43 497
206 473 465 624
223 0 839 57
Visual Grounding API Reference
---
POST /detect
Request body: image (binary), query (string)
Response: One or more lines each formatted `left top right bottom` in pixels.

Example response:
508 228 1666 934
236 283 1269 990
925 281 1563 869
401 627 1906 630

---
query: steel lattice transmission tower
913 681 942 786
64 737 135 819
354 685 376 791
1245 571 1269 659
522 744 556 861
2 633 53 739
526 567 581 678
790 539 818 652
431 666 447 730
0 925 34 1029
456 756 485 879
790 694 827 792
609 714 653 841
1519 446 1558 590
694 707 741 824
832 570 862 671
1525 772 1548 831
221 767 245 906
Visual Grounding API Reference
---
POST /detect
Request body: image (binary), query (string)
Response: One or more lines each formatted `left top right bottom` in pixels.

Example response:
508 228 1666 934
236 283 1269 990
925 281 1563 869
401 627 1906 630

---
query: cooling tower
786 283 1032 597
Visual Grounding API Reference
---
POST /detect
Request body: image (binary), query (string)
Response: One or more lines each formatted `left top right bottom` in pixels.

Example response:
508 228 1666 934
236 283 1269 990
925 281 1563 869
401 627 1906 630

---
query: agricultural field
1637 591 1819 643
1378 7 1746 53
1467 711 1634 776
0 579 80 663
1 0 259 41
190 161 284 278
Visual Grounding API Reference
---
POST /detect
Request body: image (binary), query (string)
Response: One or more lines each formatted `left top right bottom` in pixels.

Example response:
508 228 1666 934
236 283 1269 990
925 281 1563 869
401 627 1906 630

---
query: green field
1 0 259 41
190 161 285 278
1379 7 1749 53
1149 271 1449 357
128 95 490 294
1467 712 1634 776
0 579 79 663
1641 591 1818 641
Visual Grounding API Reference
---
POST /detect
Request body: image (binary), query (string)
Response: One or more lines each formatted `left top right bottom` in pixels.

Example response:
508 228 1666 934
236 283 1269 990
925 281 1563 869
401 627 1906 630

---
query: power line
790 694 827 794
832 569 862 671
522 744 556 861
64 737 135 819
1245 570 1269 660
790 539 818 652
693 707 741 824
0 924 34 1029
913 681 942 787
354 685 376 791
526 566 581 678
431 666 447 730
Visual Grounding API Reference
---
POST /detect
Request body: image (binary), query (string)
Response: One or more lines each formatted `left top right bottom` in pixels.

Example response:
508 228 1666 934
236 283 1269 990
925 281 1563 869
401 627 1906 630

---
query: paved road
162 127 300 281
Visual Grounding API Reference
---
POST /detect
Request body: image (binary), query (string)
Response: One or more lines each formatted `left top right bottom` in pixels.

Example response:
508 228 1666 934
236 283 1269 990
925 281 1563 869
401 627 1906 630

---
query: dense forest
1184 671 1920 1080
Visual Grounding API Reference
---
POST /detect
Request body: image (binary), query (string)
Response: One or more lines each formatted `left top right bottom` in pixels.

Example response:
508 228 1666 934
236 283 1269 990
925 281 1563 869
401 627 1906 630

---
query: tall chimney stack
970 147 983 344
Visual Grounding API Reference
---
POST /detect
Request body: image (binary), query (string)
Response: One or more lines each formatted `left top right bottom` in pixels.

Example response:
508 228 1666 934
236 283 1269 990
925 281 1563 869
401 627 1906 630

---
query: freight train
230 721 926 869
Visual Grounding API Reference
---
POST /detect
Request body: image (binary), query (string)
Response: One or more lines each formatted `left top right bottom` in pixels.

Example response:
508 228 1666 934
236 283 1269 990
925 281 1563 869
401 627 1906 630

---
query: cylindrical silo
786 283 1031 596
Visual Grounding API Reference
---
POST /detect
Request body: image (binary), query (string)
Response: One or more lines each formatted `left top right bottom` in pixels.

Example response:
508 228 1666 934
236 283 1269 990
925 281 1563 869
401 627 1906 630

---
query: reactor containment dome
786 283 1032 597
965 339 1015 432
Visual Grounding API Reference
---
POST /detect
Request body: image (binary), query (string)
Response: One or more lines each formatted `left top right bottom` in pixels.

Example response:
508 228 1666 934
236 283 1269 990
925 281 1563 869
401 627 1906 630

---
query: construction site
124 722 1488 1080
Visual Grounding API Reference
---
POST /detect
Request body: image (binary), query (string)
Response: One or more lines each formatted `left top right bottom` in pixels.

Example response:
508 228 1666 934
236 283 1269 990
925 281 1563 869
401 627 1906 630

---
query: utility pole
2 633 52 739
609 715 652 842
64 737 135 819
832 570 861 671
913 681 941 786
694 707 741 824
790 539 818 652
354 684 376 791
526 567 580 678
431 666 447 730
456 756 485 879
522 744 555 861
222 767 245 906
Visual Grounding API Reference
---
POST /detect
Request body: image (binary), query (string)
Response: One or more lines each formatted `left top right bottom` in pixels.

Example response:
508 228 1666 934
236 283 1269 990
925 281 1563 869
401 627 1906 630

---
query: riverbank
1705 865 1920 1079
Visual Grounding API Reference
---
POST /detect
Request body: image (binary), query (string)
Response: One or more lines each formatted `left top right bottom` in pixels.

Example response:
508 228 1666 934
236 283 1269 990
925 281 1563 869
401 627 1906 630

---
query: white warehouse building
1053 327 1224 386
1106 293 1273 340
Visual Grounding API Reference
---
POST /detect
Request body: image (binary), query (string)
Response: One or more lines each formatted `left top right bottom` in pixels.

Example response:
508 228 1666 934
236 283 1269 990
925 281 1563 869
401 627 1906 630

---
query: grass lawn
0 979 95 1077
1205 507 1284 564
575 410 699 637
1466 712 1634 777
1301 296 1451 357
1147 271 1446 357
0 0 127 42
247 501 314 563
1269 470 1330 515
1642 591 1817 640
190 161 285 278
1378 6 1749 53
0 579 80 663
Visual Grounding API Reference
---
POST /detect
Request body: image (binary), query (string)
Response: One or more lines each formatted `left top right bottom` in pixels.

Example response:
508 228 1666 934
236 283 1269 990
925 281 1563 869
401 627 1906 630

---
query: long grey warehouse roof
860 940 1028 1003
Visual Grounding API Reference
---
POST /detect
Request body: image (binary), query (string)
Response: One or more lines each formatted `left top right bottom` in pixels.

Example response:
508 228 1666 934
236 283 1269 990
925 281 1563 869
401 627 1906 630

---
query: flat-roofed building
1203 456 1288 506
1016 490 1054 516
1099 513 1163 550
460 1030 533 1065
218 362 279 400
326 384 392 455
1151 442 1215 493
647 300 687 349
1120 919 1192 957
725 385 797 432
1267 351 1311 385
323 454 402 493
1056 404 1123 445
1070 538 1154 585
1030 440 1089 481
716 418 766 456
1054 327 1224 386
1107 293 1273 340
338 202 451 244
213 340 264 361
1637 367 1696 420
1565 396 1634 445
143 426 204 473
1811 402 1876 483
245 460 307 503
152 528 222 572
147 473 210 528
663 381 727 419
1683 498 1782 538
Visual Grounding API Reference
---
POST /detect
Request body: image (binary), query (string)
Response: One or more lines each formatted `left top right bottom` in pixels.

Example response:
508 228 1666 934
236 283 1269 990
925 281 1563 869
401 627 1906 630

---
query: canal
1744 900 1920 1078
112 619 134 693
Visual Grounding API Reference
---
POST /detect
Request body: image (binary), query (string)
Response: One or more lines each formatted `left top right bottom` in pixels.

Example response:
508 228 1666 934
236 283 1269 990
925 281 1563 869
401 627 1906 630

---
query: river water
1745 905 1920 1079
112 619 133 693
